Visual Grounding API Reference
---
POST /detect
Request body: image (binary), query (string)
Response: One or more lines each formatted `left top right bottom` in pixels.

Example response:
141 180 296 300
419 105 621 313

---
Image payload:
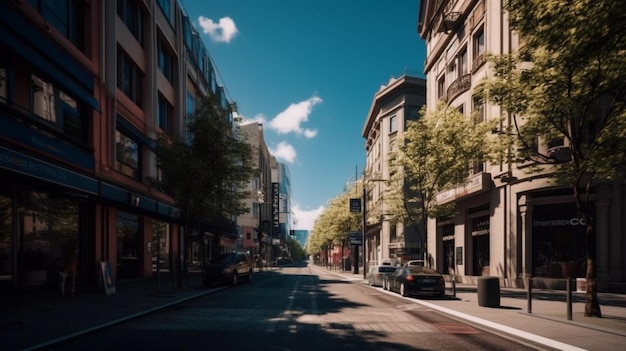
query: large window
156 0 171 21
117 0 144 45
157 94 172 134
458 47 468 76
28 0 85 50
31 74 86 143
157 37 174 83
115 129 140 179
117 51 143 107
389 115 397 134
473 27 485 70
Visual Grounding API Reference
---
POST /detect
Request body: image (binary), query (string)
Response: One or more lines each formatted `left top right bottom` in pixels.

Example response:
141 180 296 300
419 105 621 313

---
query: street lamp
257 189 264 271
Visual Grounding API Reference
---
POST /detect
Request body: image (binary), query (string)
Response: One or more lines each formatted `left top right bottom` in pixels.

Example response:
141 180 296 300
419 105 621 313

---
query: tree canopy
386 102 494 262
151 94 257 226
475 0 626 317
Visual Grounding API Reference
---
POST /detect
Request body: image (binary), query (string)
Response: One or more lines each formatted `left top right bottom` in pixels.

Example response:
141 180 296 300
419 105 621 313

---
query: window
157 0 171 21
115 129 140 179
31 74 86 143
117 50 143 106
472 95 485 123
157 38 174 83
473 27 485 70
389 115 397 133
437 75 446 100
117 0 144 45
186 91 195 143
458 48 468 76
29 0 85 50
157 95 172 134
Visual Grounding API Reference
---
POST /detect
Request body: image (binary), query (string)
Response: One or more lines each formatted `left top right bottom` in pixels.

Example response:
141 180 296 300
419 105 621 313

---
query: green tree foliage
151 95 256 227
386 102 494 263
286 237 307 261
476 0 626 317
307 185 361 258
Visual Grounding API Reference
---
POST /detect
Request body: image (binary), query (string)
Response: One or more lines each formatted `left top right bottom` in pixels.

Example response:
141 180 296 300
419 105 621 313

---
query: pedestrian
63 255 78 297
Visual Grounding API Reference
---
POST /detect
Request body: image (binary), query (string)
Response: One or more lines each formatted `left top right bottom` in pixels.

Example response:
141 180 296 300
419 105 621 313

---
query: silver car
367 265 398 287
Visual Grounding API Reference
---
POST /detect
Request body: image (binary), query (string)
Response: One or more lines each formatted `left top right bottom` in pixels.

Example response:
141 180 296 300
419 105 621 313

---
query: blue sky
182 0 427 230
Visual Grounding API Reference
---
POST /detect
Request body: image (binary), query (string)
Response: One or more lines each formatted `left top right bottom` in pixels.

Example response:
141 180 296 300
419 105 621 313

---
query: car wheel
400 283 407 297
231 272 238 286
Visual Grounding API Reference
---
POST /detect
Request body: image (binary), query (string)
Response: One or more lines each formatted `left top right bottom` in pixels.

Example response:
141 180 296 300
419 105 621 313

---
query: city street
44 263 545 351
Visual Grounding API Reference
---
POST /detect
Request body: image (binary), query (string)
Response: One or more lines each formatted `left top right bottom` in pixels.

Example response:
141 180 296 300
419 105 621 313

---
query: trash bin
477 277 500 307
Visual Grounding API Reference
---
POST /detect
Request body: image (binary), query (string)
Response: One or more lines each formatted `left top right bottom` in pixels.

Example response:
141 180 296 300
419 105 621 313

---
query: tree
150 94 256 261
286 237 307 261
475 0 626 317
386 102 494 266
307 185 362 265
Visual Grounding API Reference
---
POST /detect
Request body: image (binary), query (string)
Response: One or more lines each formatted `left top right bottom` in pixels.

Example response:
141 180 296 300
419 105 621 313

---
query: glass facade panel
117 212 140 279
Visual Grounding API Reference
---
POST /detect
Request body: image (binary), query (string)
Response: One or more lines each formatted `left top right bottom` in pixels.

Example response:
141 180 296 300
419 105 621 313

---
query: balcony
446 74 471 102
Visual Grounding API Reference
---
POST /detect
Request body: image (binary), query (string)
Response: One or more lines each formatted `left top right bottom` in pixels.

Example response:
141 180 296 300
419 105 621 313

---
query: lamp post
257 189 264 272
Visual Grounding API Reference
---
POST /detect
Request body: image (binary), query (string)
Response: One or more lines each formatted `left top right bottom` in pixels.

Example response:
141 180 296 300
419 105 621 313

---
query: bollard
566 277 573 321
527 277 533 314
452 279 456 298
477 277 500 307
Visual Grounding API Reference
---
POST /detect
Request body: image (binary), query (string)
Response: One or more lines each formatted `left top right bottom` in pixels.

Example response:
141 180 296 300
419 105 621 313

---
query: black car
202 252 253 287
385 266 445 297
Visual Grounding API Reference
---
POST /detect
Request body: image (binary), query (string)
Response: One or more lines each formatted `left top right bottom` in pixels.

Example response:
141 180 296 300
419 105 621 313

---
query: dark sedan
384 266 445 297
202 252 253 287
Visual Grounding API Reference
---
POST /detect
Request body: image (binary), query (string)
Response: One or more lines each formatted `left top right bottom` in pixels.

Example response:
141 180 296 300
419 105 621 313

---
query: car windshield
379 266 397 273
211 254 235 264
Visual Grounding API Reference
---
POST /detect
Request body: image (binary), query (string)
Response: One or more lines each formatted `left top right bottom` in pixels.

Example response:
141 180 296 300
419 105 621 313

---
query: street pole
361 185 366 278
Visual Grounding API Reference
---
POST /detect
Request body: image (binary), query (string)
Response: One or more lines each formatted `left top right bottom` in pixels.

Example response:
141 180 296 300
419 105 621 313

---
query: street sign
349 198 361 213
349 232 362 245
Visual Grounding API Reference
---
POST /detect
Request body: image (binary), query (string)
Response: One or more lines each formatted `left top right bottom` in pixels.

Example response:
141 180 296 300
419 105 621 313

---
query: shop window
441 223 455 275
117 212 140 279
152 220 169 271
471 216 490 275
31 74 86 143
117 0 144 45
18 192 80 287
115 129 140 179
532 204 588 278
117 50 143 107
390 223 397 241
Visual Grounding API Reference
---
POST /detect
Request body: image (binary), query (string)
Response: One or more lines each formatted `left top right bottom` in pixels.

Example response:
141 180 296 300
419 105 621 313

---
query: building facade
418 0 625 292
361 75 427 268
0 0 237 295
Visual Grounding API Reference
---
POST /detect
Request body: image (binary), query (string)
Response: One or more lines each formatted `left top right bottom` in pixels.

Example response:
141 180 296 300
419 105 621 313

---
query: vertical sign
272 182 279 231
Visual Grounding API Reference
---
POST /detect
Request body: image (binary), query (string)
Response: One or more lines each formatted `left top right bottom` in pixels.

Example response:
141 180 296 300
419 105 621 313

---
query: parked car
403 260 425 267
366 265 398 287
385 266 445 297
202 252 253 287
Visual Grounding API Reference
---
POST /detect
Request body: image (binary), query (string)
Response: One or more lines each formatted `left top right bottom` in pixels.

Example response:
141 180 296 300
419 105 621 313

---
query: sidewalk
1 266 624 351
323 267 626 351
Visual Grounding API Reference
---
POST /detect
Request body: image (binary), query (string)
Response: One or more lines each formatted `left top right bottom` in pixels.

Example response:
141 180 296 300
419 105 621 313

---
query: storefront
532 203 589 279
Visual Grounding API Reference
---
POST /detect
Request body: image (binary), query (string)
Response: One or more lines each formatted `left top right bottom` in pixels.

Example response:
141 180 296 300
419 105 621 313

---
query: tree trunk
584 219 602 317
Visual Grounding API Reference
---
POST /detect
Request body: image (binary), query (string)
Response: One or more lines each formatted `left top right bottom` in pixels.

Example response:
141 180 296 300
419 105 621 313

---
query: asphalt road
42 263 551 351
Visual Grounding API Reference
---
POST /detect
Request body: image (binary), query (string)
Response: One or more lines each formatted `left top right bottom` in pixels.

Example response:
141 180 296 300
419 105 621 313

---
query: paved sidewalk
322 267 626 351
0 266 624 351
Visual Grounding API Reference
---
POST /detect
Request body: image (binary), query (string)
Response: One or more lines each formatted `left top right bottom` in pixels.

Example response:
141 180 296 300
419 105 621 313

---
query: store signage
435 173 491 205
533 218 586 227
272 182 279 230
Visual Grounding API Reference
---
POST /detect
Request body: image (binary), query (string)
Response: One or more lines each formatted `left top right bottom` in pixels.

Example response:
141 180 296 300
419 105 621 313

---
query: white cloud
236 112 267 126
292 204 325 231
269 96 321 138
269 141 297 163
198 16 238 43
